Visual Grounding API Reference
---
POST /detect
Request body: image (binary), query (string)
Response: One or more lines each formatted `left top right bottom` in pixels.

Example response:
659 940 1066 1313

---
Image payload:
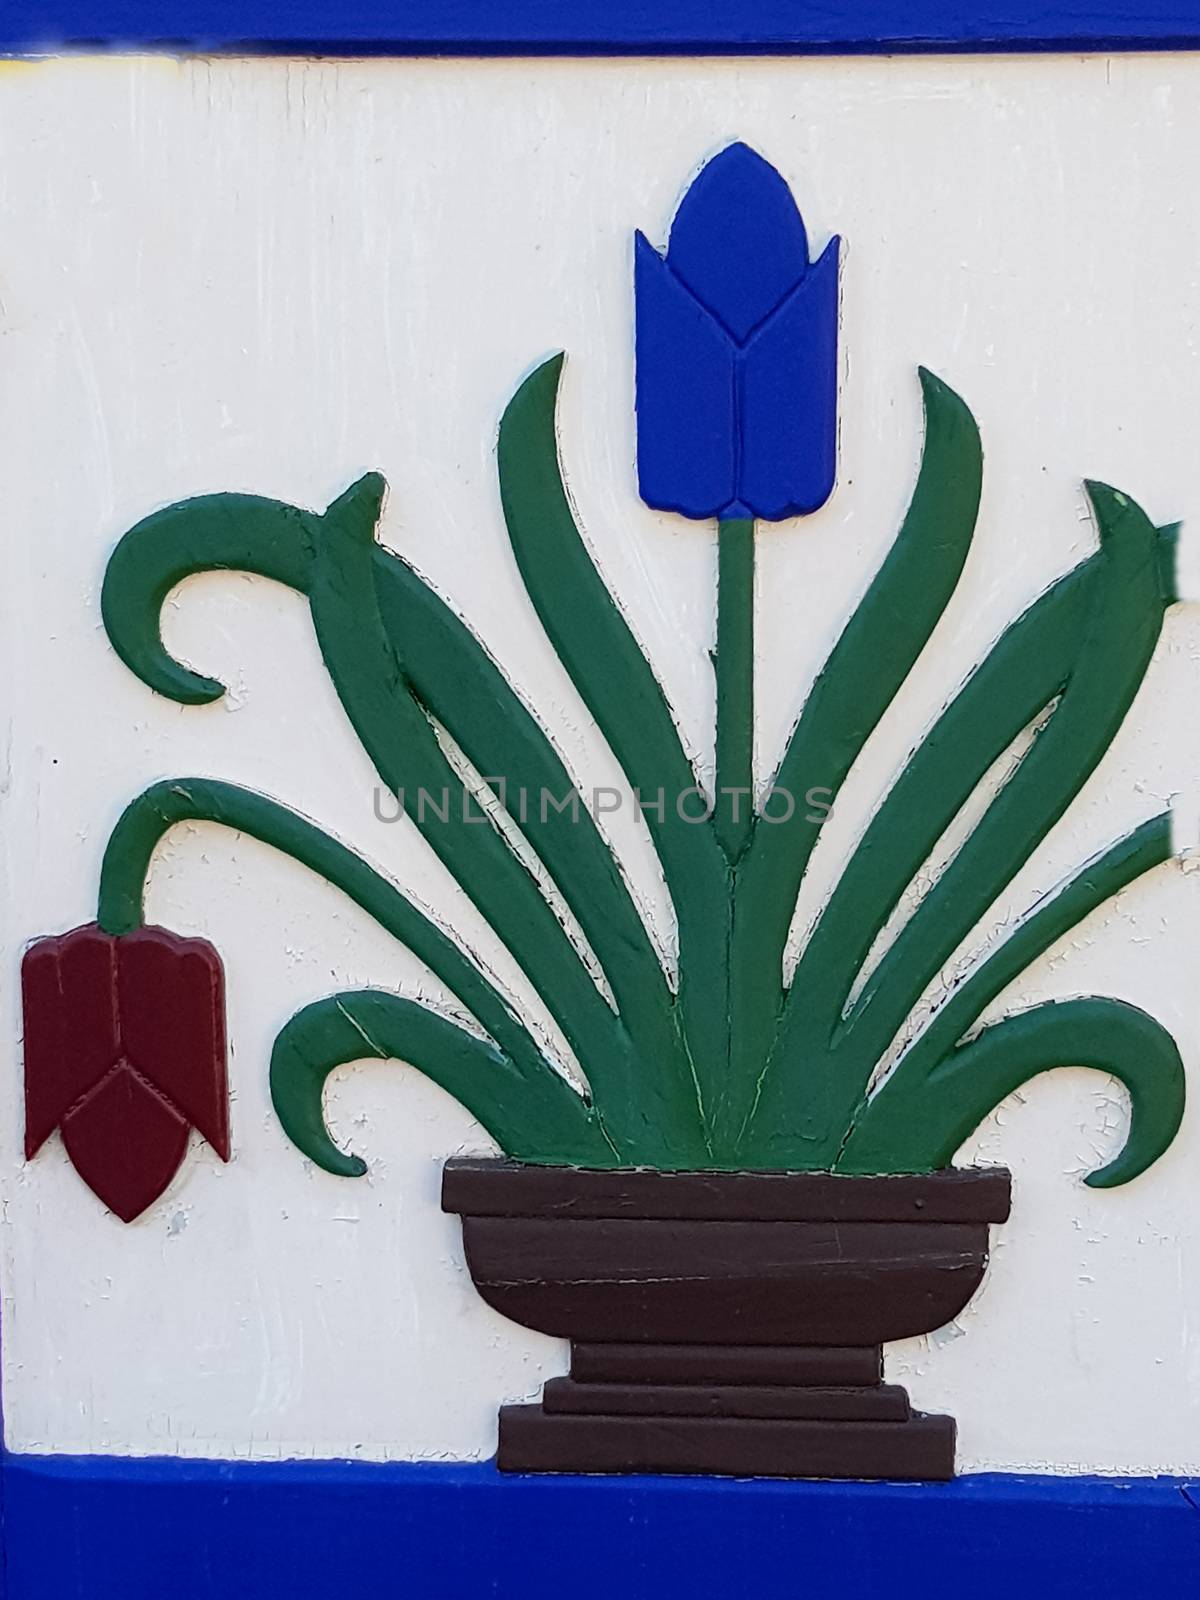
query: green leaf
370 544 688 1112
720 374 988 1154
878 813 1173 1091
728 369 982 1150
498 355 727 1147
97 776 545 1076
498 356 707 873
101 492 318 703
271 991 613 1175
740 368 983 945
836 996 1185 1187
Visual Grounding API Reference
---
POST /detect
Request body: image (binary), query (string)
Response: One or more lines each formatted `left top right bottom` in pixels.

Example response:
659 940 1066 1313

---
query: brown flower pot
442 1158 1012 1481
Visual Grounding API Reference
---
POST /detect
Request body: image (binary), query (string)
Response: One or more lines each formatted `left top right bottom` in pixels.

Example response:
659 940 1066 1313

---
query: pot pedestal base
496 1343 956 1481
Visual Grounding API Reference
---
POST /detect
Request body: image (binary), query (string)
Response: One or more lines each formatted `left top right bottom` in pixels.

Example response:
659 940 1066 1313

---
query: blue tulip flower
635 143 840 521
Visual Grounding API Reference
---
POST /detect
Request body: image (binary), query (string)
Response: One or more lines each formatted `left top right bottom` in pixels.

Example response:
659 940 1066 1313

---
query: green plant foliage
743 483 1179 1164
98 359 1186 1183
271 992 614 1173
720 366 984 1146
837 997 1184 1187
98 777 608 1166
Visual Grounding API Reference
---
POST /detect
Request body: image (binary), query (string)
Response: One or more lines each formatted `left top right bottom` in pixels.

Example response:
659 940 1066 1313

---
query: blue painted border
2 1454 1198 1598
5 2 1200 55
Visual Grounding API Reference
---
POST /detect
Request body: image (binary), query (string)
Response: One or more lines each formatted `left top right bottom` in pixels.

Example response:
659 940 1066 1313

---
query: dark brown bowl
443 1160 1012 1346
442 1160 1012 1480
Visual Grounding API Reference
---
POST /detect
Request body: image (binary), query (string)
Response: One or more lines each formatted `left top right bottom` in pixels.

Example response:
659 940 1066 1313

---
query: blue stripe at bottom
2 1454 1198 1598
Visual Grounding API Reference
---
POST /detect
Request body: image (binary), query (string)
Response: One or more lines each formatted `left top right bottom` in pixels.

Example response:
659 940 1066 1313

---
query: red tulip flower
22 924 229 1222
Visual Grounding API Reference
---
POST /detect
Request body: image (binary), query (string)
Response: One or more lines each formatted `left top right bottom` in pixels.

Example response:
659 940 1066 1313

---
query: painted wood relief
17 136 1192 1481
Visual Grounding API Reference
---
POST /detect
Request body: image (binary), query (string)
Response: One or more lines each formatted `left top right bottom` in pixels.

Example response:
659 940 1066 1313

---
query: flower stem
715 516 755 859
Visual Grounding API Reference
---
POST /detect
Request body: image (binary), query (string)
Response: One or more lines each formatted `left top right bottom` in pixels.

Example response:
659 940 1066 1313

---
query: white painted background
2 53 1200 1472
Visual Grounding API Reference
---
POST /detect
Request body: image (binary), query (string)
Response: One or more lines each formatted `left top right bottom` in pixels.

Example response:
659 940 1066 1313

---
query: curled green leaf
101 493 319 703
837 996 1185 1187
271 991 613 1175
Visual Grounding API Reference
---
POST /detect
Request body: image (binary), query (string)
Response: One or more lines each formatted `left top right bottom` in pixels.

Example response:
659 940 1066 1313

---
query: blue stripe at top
5 2 1200 55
